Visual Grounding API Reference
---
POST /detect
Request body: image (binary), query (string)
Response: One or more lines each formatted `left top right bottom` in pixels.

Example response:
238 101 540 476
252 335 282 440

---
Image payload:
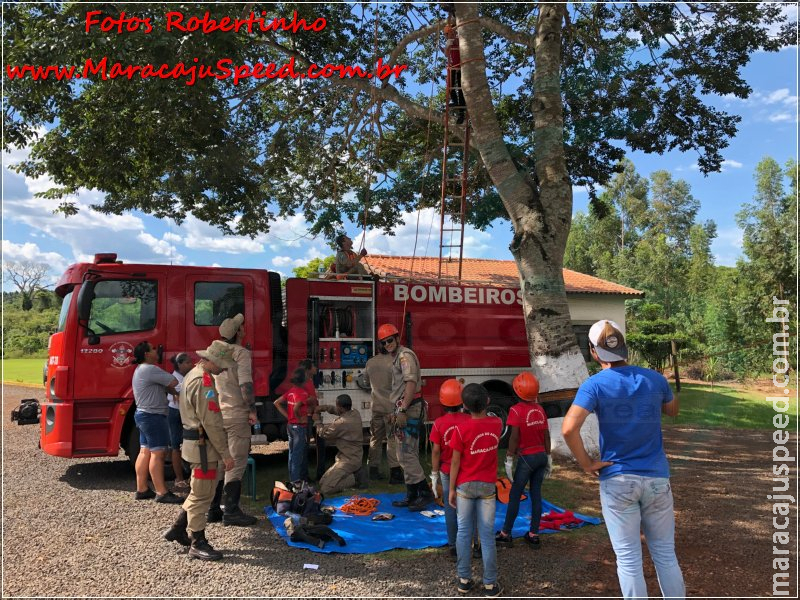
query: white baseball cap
588 320 628 363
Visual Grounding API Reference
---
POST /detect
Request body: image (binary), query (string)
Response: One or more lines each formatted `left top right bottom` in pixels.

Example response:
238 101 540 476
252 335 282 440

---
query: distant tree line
2 290 62 358
564 156 797 381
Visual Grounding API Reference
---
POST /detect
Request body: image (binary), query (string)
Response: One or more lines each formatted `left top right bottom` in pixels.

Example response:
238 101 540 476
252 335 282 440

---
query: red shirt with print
285 386 309 425
429 411 471 475
507 402 548 455
303 380 318 414
450 416 502 486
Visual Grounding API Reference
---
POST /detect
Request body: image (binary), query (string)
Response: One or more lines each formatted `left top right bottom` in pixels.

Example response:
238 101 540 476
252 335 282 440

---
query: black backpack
11 399 40 425
289 481 325 517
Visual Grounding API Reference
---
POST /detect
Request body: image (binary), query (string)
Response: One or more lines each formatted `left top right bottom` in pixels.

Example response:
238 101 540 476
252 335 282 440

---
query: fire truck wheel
485 404 509 449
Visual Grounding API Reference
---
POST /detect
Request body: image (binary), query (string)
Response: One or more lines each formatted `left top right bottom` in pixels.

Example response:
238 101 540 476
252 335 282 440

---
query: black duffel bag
11 399 40 425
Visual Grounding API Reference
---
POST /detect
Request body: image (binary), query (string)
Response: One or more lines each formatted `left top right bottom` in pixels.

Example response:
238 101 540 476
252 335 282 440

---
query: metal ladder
437 56 470 284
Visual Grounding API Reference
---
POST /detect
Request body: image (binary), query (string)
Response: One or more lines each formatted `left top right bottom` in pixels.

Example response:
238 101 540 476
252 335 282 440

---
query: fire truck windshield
57 291 73 332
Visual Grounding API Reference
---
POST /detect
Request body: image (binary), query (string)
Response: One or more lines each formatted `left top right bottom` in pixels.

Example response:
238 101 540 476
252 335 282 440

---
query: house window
572 324 592 362
194 282 244 326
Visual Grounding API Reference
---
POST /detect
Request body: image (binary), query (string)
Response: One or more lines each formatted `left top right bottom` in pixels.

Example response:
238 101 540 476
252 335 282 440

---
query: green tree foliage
565 155 797 380
2 291 61 357
292 255 335 279
736 156 796 302
647 170 700 253
626 303 685 372
3 3 792 238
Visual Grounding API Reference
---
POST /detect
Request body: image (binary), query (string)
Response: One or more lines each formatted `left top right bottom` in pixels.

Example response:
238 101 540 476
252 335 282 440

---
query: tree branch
477 16 536 49
455 4 535 226
252 33 439 123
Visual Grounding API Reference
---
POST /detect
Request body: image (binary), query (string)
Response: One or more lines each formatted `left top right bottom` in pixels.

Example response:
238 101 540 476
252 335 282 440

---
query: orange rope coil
340 496 380 516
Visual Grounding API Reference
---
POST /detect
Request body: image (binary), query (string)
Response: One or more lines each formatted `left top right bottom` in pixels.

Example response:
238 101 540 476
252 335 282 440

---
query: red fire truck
41 253 574 463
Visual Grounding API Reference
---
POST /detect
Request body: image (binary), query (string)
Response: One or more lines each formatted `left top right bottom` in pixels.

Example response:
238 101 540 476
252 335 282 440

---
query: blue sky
2 16 797 291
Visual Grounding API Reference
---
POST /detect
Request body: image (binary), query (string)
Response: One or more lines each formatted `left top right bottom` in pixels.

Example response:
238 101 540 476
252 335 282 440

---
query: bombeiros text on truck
39 253 580 463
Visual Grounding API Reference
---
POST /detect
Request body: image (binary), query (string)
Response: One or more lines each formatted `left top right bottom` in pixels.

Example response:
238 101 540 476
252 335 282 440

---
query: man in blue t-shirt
562 320 685 600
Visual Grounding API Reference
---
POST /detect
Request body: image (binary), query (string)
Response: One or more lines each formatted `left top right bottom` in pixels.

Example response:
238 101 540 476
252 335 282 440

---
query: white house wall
566 295 628 331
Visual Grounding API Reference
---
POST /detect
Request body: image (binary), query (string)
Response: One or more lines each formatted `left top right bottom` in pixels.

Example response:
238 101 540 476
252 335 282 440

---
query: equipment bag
290 480 325 517
271 480 326 517
11 399 40 425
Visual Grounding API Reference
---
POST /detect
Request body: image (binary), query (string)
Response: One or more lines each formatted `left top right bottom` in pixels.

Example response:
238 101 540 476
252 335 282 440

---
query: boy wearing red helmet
429 379 470 557
495 371 551 548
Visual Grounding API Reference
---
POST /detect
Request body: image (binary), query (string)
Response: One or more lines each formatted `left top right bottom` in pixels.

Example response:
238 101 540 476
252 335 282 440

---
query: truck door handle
157 344 164 363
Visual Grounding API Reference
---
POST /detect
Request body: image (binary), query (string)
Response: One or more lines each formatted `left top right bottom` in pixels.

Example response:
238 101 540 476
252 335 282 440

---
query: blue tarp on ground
264 492 602 554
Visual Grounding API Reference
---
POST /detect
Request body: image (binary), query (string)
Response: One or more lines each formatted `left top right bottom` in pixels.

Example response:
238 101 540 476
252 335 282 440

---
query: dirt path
2 384 796 597
556 424 797 597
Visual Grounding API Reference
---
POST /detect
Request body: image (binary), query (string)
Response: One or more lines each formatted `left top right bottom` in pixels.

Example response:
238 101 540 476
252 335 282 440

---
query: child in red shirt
274 367 310 481
429 379 470 557
448 383 502 597
496 372 550 548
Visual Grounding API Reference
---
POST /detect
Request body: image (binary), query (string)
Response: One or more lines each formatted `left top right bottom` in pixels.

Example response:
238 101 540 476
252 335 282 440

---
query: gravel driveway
4 383 791 597
2 384 605 598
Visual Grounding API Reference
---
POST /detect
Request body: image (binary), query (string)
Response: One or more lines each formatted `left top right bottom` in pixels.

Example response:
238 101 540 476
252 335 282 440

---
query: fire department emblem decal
109 342 134 368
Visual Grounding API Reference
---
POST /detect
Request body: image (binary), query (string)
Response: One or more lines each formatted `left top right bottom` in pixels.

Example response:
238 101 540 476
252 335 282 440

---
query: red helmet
439 379 463 407
513 371 539 401
377 323 399 341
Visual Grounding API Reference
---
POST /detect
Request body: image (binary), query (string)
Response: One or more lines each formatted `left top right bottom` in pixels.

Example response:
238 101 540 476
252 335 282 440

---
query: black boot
207 480 224 523
388 467 404 484
369 466 384 481
163 510 191 547
354 466 369 489
188 530 223 561
222 480 257 527
409 480 435 512
392 483 418 508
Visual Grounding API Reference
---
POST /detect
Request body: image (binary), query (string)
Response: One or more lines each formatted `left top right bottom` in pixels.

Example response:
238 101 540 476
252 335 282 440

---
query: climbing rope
340 496 381 516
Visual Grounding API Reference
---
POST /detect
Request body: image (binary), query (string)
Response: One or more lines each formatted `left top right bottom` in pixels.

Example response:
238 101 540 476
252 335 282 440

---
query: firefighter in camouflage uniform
163 340 235 561
379 324 435 512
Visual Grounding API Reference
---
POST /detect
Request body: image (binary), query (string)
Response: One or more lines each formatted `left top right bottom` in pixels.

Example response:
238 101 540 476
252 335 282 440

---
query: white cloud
1 241 69 289
271 255 307 268
163 232 182 244
2 240 68 270
721 159 743 170
766 89 791 104
256 213 320 253
689 159 744 173
136 232 185 262
352 208 496 259
768 112 795 123
178 216 264 254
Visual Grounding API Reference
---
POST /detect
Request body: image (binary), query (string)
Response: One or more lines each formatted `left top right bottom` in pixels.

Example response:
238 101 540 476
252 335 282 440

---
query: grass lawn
2 358 46 386
666 382 796 430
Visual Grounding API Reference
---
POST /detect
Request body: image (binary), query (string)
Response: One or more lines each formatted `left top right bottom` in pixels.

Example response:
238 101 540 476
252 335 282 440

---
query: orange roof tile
364 255 643 296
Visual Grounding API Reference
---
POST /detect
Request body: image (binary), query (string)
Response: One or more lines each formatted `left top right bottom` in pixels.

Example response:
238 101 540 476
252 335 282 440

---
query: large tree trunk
456 3 599 457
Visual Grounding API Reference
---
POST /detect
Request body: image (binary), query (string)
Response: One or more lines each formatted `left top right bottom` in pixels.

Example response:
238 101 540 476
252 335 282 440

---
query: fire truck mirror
76 280 96 323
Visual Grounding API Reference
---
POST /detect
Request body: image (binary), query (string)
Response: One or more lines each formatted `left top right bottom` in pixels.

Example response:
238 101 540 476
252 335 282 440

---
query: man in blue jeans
562 319 685 599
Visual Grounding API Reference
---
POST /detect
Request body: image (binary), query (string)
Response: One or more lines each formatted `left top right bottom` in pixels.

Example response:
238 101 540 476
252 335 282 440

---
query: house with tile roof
362 255 643 361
